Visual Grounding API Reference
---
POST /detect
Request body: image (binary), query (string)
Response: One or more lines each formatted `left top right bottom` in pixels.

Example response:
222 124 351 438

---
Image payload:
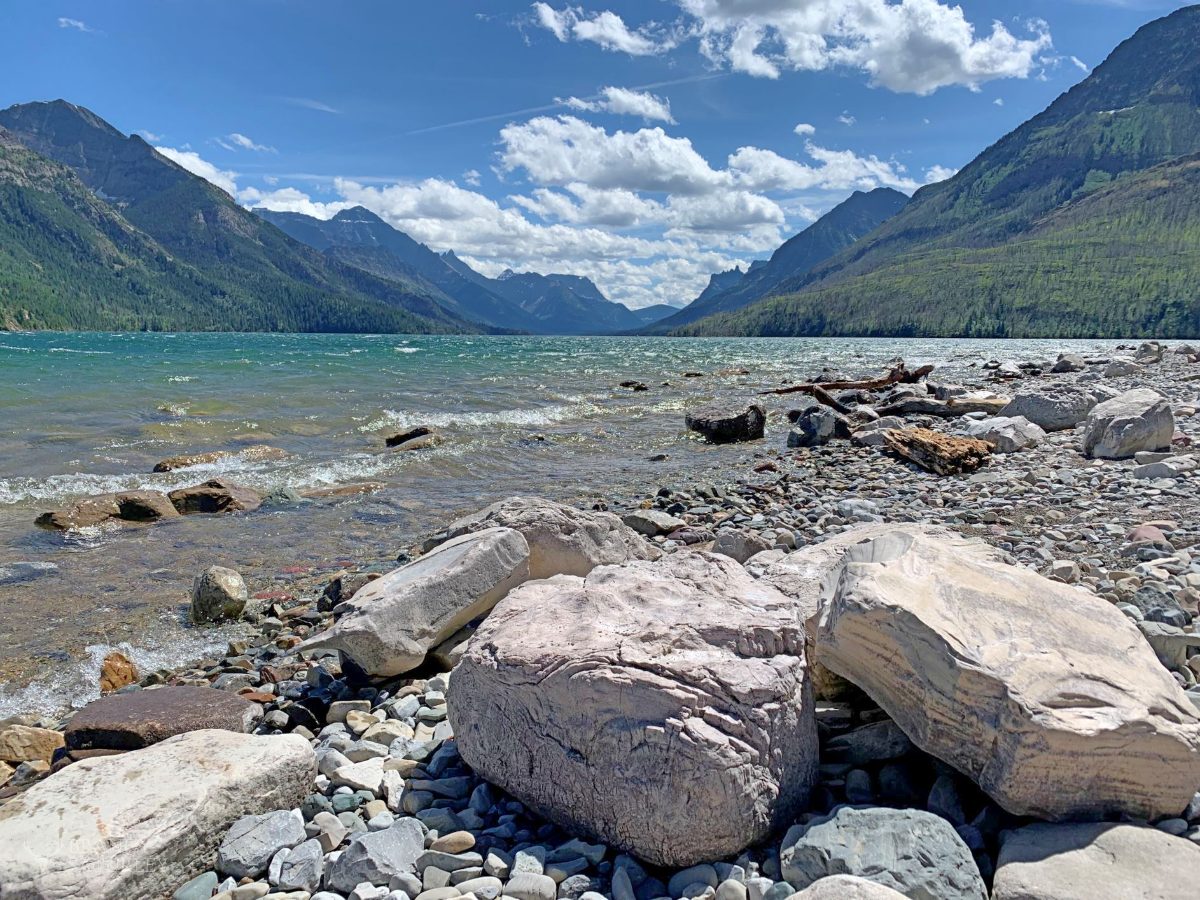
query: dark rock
685 401 766 444
385 426 437 447
169 479 263 514
64 686 262 750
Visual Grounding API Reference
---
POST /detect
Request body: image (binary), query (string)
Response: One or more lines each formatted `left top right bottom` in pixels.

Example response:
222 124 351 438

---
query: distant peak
332 205 384 223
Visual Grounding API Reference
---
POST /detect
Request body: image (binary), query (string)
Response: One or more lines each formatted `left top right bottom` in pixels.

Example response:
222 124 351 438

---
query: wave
360 400 600 433
394 347 421 354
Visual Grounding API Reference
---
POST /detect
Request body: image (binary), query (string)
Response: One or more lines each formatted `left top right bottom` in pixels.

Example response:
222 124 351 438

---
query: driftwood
874 395 1010 419
762 362 934 397
884 428 992 476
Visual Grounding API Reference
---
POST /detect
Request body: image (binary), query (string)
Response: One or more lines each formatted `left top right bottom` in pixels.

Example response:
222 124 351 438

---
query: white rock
325 818 425 894
621 509 685 537
1103 357 1143 378
1001 384 1096 431
218 809 306 879
450 552 818 867
992 822 1200 900
850 417 905 447
1083 388 1174 459
814 526 1200 821
787 875 908 898
961 415 1045 453
430 496 659 580
1133 454 1196 480
0 730 315 900
300 528 530 677
712 529 773 564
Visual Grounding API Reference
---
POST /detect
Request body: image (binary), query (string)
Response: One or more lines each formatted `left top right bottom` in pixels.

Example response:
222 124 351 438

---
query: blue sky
2 1 1193 308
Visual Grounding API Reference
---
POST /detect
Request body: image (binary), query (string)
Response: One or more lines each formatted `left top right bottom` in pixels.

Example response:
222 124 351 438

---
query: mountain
629 304 679 326
260 207 655 334
0 100 474 333
487 269 648 334
256 207 540 331
679 6 1200 338
643 188 908 334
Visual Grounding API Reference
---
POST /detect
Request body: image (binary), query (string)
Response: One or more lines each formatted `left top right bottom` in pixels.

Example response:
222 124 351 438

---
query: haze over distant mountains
1 6 1199 337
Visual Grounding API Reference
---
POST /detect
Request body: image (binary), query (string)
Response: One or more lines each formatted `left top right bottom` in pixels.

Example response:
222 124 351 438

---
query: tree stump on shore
884 428 992 475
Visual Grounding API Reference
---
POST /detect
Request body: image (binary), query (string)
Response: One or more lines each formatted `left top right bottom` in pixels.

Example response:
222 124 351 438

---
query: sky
2 1 1194 309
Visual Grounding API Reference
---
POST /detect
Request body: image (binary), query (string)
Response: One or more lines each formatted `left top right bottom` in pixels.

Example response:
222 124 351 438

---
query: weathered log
874 395 1009 419
883 428 992 475
762 362 934 397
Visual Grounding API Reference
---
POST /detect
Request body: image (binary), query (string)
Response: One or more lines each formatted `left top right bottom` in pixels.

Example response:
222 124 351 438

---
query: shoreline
2 341 1199 899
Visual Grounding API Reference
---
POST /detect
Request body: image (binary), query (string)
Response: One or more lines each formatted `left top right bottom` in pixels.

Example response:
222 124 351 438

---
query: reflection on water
0 332 1126 710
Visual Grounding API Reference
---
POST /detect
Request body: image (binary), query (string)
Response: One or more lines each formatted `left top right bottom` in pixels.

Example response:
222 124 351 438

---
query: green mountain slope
680 5 1200 338
0 101 474 333
644 188 908 334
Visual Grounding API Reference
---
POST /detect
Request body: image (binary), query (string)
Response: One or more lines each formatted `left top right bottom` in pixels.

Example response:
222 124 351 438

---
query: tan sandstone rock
992 822 1200 900
426 496 659 580
0 724 64 764
0 730 315 900
99 651 138 694
301 527 530 676
450 552 818 867
815 526 1200 821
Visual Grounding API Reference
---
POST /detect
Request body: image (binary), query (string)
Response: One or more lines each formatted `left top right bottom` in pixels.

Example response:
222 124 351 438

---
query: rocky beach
2 339 1199 899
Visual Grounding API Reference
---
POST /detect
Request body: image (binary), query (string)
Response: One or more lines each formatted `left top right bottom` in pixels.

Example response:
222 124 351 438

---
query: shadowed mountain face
642 188 909 334
678 5 1200 338
259 206 677 335
0 100 476 333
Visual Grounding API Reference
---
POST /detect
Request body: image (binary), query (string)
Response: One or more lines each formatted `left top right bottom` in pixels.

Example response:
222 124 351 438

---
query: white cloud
923 165 958 184
993 98 1004 107
57 17 92 32
152 146 238 196
793 123 816 137
282 96 340 114
728 143 926 193
562 86 675 123
531 4 669 56
226 132 276 153
138 129 163 142
463 169 482 187
837 111 857 126
1070 55 1090 73
238 186 349 218
544 1 1054 95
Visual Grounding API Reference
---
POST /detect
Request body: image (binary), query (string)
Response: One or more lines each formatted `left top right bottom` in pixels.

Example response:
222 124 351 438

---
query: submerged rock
36 490 179 530
190 565 249 623
152 445 288 473
451 552 818 867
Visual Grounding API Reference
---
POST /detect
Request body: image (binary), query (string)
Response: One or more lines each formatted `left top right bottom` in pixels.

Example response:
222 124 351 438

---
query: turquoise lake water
0 331 1125 713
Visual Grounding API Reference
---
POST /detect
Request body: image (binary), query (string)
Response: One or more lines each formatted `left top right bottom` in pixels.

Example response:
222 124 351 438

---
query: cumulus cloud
837 111 857 126
562 87 675 123
463 169 483 186
536 1 1053 95
153 146 238 196
531 3 669 56
923 164 958 184
793 123 816 136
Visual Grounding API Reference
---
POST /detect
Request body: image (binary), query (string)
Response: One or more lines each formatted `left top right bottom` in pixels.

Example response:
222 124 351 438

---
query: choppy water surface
0 332 1123 713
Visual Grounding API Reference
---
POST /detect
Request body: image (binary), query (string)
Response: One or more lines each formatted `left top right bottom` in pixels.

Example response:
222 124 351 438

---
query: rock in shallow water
451 552 818 867
815 526 1200 821
0 730 315 900
190 565 249 623
35 490 179 530
300 527 530 677
685 401 766 444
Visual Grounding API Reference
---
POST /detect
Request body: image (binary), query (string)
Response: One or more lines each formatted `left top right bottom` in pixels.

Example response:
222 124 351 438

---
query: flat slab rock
815 526 1200 821
0 730 315 900
450 551 818 868
992 822 1200 900
168 478 263 514
301 527 530 677
427 496 659 580
35 490 179 530
153 445 287 473
64 685 262 750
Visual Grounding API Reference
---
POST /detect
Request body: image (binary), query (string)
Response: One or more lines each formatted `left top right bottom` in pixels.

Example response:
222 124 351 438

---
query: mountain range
2 5 1199 337
675 4 1200 338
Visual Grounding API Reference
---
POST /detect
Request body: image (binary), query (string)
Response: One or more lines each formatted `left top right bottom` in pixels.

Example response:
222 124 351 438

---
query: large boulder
1001 384 1096 431
851 416 905 448
0 730 315 900
64 685 263 751
190 565 249 623
427 496 659 580
685 401 766 444
168 478 263 514
0 724 64 764
1083 388 1174 459
992 823 1200 900
961 415 1045 453
814 526 1200 821
35 490 179 531
450 552 818 867
789 876 907 899
300 527 530 677
780 806 986 900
